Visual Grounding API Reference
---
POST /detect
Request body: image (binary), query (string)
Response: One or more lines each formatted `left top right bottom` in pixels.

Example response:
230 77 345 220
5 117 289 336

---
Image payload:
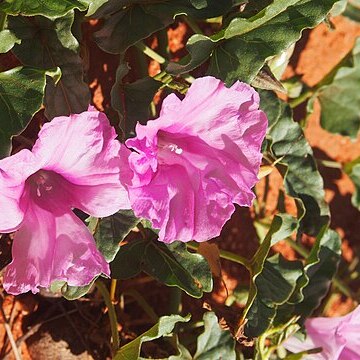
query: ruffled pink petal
161 166 234 243
123 77 267 242
32 106 130 214
3 191 109 295
341 348 360 360
128 169 170 233
338 307 360 359
160 77 267 197
284 307 360 360
0 150 40 233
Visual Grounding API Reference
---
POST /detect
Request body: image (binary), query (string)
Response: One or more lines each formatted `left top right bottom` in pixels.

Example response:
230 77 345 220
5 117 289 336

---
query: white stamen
168 144 183 155
34 172 53 196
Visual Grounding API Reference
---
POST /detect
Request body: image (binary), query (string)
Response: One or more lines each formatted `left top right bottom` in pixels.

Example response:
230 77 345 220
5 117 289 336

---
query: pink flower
283 306 360 359
121 76 267 243
0 107 130 295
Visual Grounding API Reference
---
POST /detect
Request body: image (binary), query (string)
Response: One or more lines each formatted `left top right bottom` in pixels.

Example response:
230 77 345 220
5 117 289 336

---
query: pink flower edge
121 76 268 243
1 106 131 294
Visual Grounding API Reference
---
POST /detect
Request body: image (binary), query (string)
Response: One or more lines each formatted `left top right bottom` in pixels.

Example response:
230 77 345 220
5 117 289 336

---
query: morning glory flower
0 107 130 295
120 76 268 243
284 306 360 359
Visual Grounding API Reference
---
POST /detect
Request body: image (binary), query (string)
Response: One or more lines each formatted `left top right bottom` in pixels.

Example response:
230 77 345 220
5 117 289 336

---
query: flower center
30 170 54 197
157 131 183 155
165 143 183 155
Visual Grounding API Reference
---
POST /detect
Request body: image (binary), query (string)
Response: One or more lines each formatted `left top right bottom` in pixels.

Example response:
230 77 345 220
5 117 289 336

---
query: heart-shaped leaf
262 90 330 236
93 0 233 54
7 11 90 119
0 0 89 18
0 66 60 158
114 314 191 360
111 237 213 298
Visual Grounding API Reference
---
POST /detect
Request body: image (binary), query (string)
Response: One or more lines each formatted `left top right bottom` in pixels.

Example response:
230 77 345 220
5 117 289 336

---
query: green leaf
194 312 236 360
294 228 341 319
111 238 213 298
168 340 192 360
60 280 95 300
168 312 236 359
190 0 208 9
85 0 108 16
0 66 58 158
241 214 298 328
7 12 90 119
263 91 330 236
330 0 348 16
344 158 360 209
114 314 191 360
168 0 337 84
313 38 360 138
243 228 340 338
166 34 216 74
0 29 21 53
111 62 161 138
93 0 233 54
93 1 173 54
209 0 337 84
223 0 300 39
93 210 139 263
343 0 360 22
0 0 89 18
245 254 304 337
47 277 97 300
251 65 286 93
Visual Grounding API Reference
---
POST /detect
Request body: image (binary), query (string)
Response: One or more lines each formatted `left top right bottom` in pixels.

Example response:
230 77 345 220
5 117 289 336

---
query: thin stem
259 175 270 218
187 241 251 269
123 289 159 323
0 303 22 360
182 15 203 35
156 28 170 62
134 42 167 65
316 158 342 169
289 89 314 108
332 277 355 299
135 42 195 85
96 280 120 353
168 287 182 315
284 237 308 258
110 279 117 304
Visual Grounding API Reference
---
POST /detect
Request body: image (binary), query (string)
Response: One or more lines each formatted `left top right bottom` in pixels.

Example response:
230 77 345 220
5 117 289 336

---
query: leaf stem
95 280 120 353
134 41 195 84
168 287 183 315
156 28 170 62
284 237 308 258
0 302 22 360
134 42 167 65
316 158 342 169
289 89 314 108
182 15 203 35
0 12 7 32
187 241 251 269
123 289 159 323
110 279 117 304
